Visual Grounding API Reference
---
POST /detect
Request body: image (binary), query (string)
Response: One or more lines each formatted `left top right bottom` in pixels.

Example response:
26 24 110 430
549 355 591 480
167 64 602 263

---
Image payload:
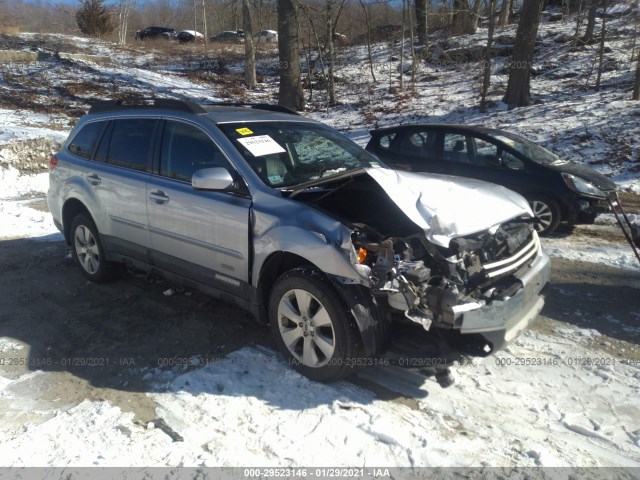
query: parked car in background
366 124 617 235
135 26 177 41
254 29 278 43
210 30 245 43
177 30 205 44
332 32 348 46
48 100 550 383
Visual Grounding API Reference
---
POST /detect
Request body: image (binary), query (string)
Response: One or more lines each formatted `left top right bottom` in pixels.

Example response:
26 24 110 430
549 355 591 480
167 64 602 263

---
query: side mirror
192 167 235 191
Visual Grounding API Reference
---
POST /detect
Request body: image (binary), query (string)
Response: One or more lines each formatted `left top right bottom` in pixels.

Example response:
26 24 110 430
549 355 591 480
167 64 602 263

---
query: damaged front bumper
375 232 551 360
450 249 550 354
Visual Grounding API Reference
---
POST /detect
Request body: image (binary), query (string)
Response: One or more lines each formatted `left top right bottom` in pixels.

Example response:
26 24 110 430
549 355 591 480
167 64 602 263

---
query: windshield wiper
284 168 367 199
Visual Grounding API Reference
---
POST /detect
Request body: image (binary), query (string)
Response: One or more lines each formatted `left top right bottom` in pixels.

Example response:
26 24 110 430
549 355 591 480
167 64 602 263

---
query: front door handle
87 173 101 186
149 190 170 204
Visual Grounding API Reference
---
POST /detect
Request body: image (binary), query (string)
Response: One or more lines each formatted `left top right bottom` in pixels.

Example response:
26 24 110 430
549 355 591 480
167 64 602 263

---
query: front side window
160 121 229 182
68 121 106 160
472 138 499 166
106 119 158 171
502 151 525 170
219 122 380 188
489 131 560 165
443 133 470 164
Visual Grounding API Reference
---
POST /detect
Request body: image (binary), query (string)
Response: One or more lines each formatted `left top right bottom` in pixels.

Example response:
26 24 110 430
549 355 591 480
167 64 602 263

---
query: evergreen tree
76 0 114 37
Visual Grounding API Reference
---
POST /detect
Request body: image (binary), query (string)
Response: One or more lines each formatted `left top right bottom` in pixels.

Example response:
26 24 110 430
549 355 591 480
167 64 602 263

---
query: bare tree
326 0 337 105
451 0 474 35
470 0 482 32
117 0 136 45
595 0 607 89
243 0 257 88
415 0 428 45
480 0 496 112
358 0 377 82
633 51 640 100
277 0 304 110
498 0 510 27
503 0 544 107
581 0 597 43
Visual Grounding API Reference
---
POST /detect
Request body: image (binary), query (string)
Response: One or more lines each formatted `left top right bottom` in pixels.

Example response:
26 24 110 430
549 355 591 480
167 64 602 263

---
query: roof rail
88 98 207 115
205 102 301 115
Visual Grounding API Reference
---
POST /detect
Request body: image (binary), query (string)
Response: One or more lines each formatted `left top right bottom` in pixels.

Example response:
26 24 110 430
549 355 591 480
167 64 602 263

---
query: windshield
219 122 381 188
488 131 561 165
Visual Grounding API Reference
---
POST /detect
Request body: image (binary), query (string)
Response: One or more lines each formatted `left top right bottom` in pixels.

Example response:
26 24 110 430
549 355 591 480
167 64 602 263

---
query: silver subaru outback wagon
48 99 550 383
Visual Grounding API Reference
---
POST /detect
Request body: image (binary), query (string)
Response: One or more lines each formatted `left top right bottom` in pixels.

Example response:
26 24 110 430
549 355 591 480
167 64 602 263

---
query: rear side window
443 133 470 164
377 133 396 149
68 121 105 159
391 130 437 158
105 119 158 171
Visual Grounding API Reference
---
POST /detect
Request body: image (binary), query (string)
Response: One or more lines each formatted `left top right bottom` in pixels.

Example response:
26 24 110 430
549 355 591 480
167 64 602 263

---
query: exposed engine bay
291 170 544 337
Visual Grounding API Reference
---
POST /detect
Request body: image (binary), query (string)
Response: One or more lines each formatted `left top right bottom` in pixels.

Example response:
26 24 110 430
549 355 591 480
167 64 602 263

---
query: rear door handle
87 173 101 186
149 190 170 204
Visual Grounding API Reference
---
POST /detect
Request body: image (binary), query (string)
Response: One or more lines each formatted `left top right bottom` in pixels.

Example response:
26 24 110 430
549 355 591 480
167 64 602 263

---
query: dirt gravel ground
1 230 639 427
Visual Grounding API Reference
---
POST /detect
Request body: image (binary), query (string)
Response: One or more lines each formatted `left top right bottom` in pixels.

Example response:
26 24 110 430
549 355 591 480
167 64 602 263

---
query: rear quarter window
68 121 106 159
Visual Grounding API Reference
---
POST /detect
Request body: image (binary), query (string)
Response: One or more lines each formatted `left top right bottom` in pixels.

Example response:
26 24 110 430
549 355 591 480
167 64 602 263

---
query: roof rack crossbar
89 98 207 115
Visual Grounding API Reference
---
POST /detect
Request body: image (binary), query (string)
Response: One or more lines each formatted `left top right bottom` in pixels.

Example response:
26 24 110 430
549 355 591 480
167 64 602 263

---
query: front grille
483 234 539 278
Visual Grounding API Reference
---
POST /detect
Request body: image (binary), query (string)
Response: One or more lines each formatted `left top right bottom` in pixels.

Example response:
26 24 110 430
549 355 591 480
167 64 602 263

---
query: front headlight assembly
562 173 605 197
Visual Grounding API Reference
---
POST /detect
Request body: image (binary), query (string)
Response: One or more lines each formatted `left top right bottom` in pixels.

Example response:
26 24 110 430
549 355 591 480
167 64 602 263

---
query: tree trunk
243 0 257 89
470 0 482 33
480 0 497 113
277 0 304 110
498 0 510 27
451 0 473 35
503 0 545 108
326 1 336 105
415 0 428 45
358 0 377 82
582 0 597 43
595 0 607 90
573 0 583 47
633 51 640 100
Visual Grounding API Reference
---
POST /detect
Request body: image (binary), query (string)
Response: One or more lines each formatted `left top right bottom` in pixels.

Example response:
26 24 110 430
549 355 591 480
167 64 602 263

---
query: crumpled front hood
366 168 533 247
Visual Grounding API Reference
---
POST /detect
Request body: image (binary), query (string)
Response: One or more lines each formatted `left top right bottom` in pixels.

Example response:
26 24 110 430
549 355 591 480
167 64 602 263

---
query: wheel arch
256 251 315 324
62 198 93 245
258 252 391 357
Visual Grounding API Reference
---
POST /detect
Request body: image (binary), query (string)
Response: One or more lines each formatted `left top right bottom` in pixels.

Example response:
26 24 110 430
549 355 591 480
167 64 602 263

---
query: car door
146 119 251 294
87 117 158 260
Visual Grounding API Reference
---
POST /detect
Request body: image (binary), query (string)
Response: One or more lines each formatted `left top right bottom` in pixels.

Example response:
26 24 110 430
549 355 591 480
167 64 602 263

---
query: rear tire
70 214 119 283
526 195 561 235
269 267 361 382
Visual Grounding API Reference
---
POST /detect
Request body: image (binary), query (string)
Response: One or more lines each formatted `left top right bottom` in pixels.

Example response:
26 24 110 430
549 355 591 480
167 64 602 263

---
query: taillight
49 154 59 170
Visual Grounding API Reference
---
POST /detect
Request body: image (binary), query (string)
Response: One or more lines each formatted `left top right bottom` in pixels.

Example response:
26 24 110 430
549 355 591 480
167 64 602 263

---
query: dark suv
48 100 550 383
135 26 177 41
367 124 617 234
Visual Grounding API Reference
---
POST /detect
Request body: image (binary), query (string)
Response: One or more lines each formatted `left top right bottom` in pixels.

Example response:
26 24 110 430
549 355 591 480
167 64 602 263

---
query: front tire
526 195 561 235
269 268 361 382
70 214 117 283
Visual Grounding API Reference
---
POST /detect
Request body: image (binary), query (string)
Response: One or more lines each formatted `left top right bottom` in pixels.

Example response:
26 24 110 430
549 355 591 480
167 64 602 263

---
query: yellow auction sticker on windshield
236 127 253 136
